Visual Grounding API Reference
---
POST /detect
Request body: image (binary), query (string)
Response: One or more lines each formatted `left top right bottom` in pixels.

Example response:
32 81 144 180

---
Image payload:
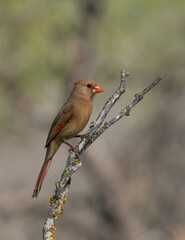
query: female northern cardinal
32 80 103 197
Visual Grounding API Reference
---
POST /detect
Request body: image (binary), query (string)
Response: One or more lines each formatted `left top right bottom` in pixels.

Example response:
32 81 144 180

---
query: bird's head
74 80 104 99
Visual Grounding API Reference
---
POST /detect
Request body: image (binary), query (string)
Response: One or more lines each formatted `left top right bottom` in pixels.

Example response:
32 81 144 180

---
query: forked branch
43 70 163 240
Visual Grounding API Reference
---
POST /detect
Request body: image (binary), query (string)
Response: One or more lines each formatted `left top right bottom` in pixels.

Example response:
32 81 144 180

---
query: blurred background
0 0 185 239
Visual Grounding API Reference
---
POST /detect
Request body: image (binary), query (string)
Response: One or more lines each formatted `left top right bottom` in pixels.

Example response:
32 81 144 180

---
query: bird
32 80 103 198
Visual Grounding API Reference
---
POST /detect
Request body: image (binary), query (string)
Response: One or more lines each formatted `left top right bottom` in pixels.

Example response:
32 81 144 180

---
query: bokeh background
1 0 185 239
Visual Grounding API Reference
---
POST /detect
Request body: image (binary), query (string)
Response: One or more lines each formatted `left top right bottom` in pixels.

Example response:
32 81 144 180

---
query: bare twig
43 70 163 240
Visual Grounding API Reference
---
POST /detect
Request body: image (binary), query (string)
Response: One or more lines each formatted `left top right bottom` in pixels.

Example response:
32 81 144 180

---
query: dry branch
43 69 163 240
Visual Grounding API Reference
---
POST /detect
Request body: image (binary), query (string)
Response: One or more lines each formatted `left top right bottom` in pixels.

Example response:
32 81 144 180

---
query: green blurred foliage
0 0 185 108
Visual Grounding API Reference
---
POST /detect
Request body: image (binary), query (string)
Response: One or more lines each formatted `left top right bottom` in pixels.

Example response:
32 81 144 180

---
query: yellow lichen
53 211 58 218
56 180 61 189
74 159 81 164
50 233 55 240
58 206 64 217
62 199 66 205
62 180 66 185
55 201 60 209
50 196 54 204
61 206 64 213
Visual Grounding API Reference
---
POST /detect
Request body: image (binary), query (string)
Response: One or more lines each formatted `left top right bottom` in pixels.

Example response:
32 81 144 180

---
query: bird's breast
57 101 92 140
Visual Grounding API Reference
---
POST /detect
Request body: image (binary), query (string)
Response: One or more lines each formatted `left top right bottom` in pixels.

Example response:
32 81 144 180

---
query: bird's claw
80 134 90 140
75 134 91 141
68 148 80 157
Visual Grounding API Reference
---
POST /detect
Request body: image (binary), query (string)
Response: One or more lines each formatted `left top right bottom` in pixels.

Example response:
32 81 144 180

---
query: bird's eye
87 84 92 88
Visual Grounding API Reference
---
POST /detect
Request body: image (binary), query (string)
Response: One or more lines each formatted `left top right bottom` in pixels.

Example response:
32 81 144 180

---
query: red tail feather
32 160 52 198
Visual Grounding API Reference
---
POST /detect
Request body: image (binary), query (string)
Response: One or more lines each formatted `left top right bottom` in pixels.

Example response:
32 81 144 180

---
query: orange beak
93 84 104 94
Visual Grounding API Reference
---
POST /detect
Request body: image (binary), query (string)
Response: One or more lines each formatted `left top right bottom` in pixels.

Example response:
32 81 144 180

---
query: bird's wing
45 103 74 148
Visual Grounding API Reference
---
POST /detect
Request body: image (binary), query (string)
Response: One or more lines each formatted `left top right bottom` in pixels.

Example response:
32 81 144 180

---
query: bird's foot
68 147 80 158
63 139 80 158
75 134 90 141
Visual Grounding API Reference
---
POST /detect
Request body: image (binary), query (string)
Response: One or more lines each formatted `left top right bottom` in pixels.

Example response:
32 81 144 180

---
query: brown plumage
32 80 103 197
